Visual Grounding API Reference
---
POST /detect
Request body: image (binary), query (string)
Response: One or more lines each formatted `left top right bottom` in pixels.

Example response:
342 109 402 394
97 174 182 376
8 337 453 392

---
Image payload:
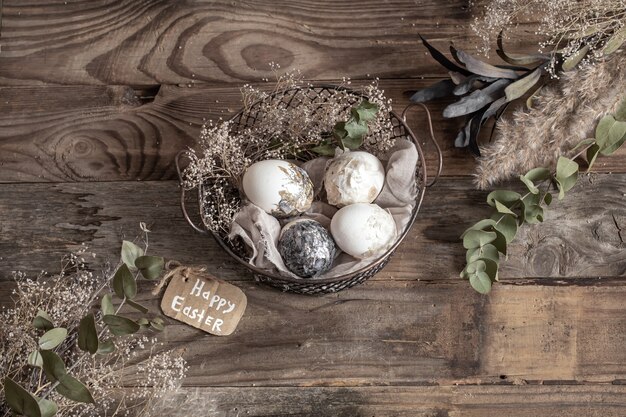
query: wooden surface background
1 1 626 416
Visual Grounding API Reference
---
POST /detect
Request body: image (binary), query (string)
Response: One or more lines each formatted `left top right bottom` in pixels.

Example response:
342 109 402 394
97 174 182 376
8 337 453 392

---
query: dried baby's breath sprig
183 68 396 234
0 232 187 417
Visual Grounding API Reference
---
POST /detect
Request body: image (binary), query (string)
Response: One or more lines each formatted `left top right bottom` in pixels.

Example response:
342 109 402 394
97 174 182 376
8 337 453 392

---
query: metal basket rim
196 84 428 285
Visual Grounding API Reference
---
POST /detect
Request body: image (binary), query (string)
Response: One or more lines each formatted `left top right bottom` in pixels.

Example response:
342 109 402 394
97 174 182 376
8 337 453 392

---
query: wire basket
176 85 441 295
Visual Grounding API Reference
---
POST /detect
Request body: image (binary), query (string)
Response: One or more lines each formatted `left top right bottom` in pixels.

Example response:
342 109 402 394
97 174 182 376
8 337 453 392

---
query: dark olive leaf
96 339 116 355
137 317 150 328
455 49 520 79
78 313 99 354
469 271 492 294
126 299 149 314
37 398 58 417
526 84 544 108
486 190 521 207
311 143 337 156
113 263 136 299
454 129 467 148
121 240 144 271
40 350 67 382
493 214 518 244
556 156 579 180
504 66 543 102
586 143 601 171
32 310 54 331
56 374 95 404
562 44 590 71
419 34 471 75
103 314 140 336
410 79 456 103
150 320 165 332
101 293 115 316
496 31 549 65
38 328 68 350
4 376 43 417
135 256 165 280
443 79 510 118
28 350 43 368
462 230 497 249
544 192 553 206
603 27 626 56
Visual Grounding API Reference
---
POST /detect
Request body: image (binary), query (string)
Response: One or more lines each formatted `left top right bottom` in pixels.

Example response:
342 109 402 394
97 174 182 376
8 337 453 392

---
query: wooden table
2 1 626 415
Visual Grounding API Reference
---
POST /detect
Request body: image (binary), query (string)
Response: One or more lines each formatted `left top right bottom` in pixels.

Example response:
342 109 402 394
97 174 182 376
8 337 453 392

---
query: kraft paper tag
160 269 246 336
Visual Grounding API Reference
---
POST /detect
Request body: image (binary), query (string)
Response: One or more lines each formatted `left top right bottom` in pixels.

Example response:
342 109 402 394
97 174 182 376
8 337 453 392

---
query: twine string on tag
152 260 207 295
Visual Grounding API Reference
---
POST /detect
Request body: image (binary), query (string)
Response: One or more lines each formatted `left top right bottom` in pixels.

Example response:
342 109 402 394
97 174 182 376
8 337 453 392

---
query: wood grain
144 385 626 416
0 0 543 86
2 81 625 183
0 177 623 282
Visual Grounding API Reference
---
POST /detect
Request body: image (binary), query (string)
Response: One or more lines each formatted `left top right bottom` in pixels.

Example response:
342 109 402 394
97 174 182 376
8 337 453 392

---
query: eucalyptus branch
461 100 626 293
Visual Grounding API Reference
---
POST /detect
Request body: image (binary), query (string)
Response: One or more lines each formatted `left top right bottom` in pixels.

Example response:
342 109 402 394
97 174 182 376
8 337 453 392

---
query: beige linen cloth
228 140 419 279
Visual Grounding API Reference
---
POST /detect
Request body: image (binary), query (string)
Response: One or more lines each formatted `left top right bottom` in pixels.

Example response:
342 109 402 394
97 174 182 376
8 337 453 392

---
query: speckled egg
330 203 397 259
324 151 385 207
242 160 314 218
278 219 337 278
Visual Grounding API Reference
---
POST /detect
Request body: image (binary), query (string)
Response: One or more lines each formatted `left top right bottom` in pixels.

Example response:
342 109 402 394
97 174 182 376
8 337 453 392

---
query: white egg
324 151 385 207
242 160 314 217
330 203 397 259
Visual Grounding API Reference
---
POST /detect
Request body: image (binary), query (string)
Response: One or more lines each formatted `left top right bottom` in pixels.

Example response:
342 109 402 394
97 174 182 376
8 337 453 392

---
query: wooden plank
2 81 625 183
146 385 626 416
0 0 543 86
4 279 626 385
0 176 624 281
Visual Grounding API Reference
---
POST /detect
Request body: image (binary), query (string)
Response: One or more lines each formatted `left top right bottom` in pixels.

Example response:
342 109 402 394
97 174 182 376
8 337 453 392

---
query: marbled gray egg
278 219 336 278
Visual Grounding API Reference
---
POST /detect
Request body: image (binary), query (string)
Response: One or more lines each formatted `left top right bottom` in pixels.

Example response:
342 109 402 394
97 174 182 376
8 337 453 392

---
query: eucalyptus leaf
544 192 553 206
150 319 165 332
460 218 496 238
126 299 149 314
56 374 95 404
27 350 43 368
615 98 626 122
493 214 518 244
32 310 54 331
3 376 43 417
556 173 578 200
352 100 379 122
490 229 508 255
571 138 596 152
486 190 521 207
600 119 626 156
135 256 165 280
455 49 520 79
494 200 517 216
311 143 337 156
525 167 551 182
504 66 543 102
101 293 115 316
113 263 136 299
38 328 68 350
467 243 500 263
103 314 140 336
96 339 116 355
37 398 58 417
556 156 579 180
462 230 497 249
341 120 368 149
562 44 590 71
40 350 67 382
469 271 492 294
519 175 539 194
78 313 99 354
587 143 601 171
121 240 144 271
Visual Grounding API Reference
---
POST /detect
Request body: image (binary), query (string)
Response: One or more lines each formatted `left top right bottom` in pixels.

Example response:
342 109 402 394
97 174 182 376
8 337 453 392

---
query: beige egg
324 151 385 207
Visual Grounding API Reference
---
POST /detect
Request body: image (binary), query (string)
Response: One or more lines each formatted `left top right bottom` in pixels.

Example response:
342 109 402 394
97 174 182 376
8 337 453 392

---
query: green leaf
137 318 150 328
486 190 521 208
544 192 553 206
126 299 149 314
504 66 542 102
103 314 140 336
520 167 551 195
461 219 497 238
38 328 68 350
490 229 508 255
469 271 492 294
615 98 626 122
556 173 578 200
149 319 165 332
352 100 379 122
556 156 579 180
40 350 67 382
562 44 590 71
333 121 348 142
455 49 520 79
27 350 43 368
587 143 601 171
601 119 626 155
37 398 58 417
571 138 595 152
603 26 626 56
96 339 116 355
311 143 337 156
467 243 500 263
3 376 43 417
113 264 136 299
32 310 54 331
493 214 518 244
78 313 99 354
519 175 539 194
135 256 165 280
56 374 94 404
101 293 115 316
494 199 517 216
121 240 144 271
341 120 368 150
462 230 497 249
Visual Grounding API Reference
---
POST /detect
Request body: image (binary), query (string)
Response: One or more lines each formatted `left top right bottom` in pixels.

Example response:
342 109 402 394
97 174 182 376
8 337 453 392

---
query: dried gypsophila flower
471 0 626 75
0 246 187 417
182 67 396 234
